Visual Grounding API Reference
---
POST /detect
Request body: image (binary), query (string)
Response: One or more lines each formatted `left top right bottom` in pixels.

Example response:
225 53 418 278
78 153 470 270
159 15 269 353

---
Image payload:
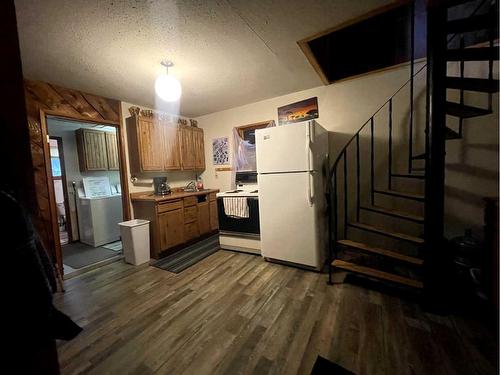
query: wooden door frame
49 136 73 243
40 107 131 276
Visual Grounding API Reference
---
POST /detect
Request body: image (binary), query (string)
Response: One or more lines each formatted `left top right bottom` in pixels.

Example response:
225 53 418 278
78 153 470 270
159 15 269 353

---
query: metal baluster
356 133 360 221
370 117 375 205
343 150 348 238
408 0 415 173
488 3 495 112
459 35 465 137
388 99 393 189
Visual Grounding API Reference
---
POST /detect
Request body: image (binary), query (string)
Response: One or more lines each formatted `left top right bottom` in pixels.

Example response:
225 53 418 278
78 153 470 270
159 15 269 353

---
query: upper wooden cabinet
76 128 109 171
193 128 205 170
162 120 181 170
105 132 120 170
180 125 196 170
127 116 205 174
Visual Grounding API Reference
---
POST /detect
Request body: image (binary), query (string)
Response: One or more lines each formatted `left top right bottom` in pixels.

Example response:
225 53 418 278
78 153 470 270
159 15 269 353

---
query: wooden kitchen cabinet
127 115 205 173
193 127 205 170
131 190 219 259
198 202 210 235
162 121 181 170
105 132 120 170
180 125 196 170
159 208 184 250
209 200 218 231
76 128 108 171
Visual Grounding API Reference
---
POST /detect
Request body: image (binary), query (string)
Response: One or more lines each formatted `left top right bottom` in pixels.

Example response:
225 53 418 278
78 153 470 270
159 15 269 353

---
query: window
237 121 271 145
234 121 273 171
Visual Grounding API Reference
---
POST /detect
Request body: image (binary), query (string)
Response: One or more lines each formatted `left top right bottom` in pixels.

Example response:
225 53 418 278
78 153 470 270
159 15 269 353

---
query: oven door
217 197 260 235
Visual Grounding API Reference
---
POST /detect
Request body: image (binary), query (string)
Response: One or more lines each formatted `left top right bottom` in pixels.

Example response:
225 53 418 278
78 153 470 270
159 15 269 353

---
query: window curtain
230 120 275 189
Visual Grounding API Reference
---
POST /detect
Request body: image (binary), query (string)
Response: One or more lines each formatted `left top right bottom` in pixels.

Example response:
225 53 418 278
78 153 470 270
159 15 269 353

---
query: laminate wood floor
54 250 497 375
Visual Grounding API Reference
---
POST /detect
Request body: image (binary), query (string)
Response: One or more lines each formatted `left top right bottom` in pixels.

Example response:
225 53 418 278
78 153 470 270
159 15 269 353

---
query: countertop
130 189 219 203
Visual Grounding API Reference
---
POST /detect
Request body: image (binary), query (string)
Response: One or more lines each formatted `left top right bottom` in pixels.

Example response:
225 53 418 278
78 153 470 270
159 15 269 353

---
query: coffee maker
153 177 171 196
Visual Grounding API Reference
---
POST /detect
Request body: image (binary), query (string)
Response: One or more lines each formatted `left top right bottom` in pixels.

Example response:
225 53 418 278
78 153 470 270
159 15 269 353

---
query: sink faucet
185 181 196 191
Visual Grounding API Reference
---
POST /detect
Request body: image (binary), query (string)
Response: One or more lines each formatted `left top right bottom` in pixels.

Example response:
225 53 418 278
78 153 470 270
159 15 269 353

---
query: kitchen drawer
157 200 183 213
209 192 217 201
183 196 197 207
184 206 198 223
184 222 199 241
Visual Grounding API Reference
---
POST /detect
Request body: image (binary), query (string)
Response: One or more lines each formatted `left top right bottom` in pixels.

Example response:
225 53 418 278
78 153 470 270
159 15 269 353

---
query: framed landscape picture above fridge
277 97 318 125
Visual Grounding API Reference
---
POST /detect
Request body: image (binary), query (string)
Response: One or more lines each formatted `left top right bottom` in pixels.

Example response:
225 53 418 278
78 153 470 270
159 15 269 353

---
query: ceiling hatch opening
298 2 427 85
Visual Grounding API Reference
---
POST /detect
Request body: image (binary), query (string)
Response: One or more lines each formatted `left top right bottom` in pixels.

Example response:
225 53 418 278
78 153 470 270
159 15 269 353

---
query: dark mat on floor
63 242 118 269
152 234 220 273
310 356 355 374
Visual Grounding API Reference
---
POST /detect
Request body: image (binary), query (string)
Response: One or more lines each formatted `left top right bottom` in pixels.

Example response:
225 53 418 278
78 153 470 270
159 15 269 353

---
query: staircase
327 0 499 292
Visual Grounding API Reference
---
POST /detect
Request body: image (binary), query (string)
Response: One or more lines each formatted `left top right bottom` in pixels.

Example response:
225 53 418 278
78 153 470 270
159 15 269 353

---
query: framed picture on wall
277 97 319 125
212 137 229 165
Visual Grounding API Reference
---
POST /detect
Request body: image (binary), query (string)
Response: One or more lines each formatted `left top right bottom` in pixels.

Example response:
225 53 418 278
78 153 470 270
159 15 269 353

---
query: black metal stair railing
326 0 496 286
326 63 427 285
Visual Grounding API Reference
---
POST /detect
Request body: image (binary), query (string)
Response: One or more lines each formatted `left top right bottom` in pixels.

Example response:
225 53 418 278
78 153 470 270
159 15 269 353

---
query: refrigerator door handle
307 171 314 206
306 122 314 171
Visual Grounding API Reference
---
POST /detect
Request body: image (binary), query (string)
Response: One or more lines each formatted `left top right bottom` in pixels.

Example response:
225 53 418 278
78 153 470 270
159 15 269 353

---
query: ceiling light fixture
155 60 182 102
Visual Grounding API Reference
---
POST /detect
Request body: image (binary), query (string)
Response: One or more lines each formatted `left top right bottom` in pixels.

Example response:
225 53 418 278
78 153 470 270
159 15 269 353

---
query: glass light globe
155 74 182 102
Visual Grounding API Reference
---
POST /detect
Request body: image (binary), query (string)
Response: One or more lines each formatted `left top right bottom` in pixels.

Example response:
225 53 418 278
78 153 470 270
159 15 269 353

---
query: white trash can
118 219 150 265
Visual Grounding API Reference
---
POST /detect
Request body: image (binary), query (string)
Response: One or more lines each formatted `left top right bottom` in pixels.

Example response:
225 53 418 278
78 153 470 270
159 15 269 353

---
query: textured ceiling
15 0 392 117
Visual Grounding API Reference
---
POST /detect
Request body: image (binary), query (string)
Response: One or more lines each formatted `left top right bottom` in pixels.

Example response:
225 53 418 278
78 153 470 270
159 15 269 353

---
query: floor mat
102 240 123 252
152 235 220 273
63 242 119 269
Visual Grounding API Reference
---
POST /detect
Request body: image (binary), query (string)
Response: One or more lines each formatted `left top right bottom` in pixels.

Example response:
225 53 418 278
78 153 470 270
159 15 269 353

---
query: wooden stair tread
360 205 424 223
391 173 425 179
446 77 499 93
446 101 493 118
446 46 499 62
446 13 497 34
412 153 426 160
348 222 425 244
332 259 424 288
446 126 461 140
338 240 424 265
374 189 425 201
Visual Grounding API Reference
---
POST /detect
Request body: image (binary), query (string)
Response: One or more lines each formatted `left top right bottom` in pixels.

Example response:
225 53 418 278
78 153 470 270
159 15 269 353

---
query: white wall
196 63 424 193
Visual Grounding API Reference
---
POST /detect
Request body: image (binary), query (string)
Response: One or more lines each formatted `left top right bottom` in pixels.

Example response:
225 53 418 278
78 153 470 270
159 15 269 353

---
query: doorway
47 116 126 277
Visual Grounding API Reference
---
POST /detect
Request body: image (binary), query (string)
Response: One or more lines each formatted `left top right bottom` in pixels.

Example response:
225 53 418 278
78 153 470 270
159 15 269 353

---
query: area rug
152 234 220 273
310 356 355 374
63 242 118 269
102 240 123 252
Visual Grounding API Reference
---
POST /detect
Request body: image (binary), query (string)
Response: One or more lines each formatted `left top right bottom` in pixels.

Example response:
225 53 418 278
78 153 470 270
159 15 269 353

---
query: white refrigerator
256 120 329 270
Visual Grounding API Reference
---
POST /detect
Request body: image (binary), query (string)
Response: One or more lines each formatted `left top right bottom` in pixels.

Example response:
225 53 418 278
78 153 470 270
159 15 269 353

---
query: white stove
216 187 259 198
216 172 261 255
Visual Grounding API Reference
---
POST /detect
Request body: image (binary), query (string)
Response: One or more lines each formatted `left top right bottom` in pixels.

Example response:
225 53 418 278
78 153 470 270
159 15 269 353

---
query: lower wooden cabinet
198 202 210 235
209 200 218 231
131 190 219 259
159 208 184 250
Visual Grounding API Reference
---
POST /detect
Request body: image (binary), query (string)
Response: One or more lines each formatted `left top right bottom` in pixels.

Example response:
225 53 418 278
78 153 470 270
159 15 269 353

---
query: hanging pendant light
155 60 182 102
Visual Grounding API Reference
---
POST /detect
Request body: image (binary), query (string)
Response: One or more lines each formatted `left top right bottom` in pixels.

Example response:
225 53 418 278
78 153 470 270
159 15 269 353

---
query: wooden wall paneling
106 133 120 170
39 112 63 273
24 79 129 275
50 85 104 120
81 93 120 123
